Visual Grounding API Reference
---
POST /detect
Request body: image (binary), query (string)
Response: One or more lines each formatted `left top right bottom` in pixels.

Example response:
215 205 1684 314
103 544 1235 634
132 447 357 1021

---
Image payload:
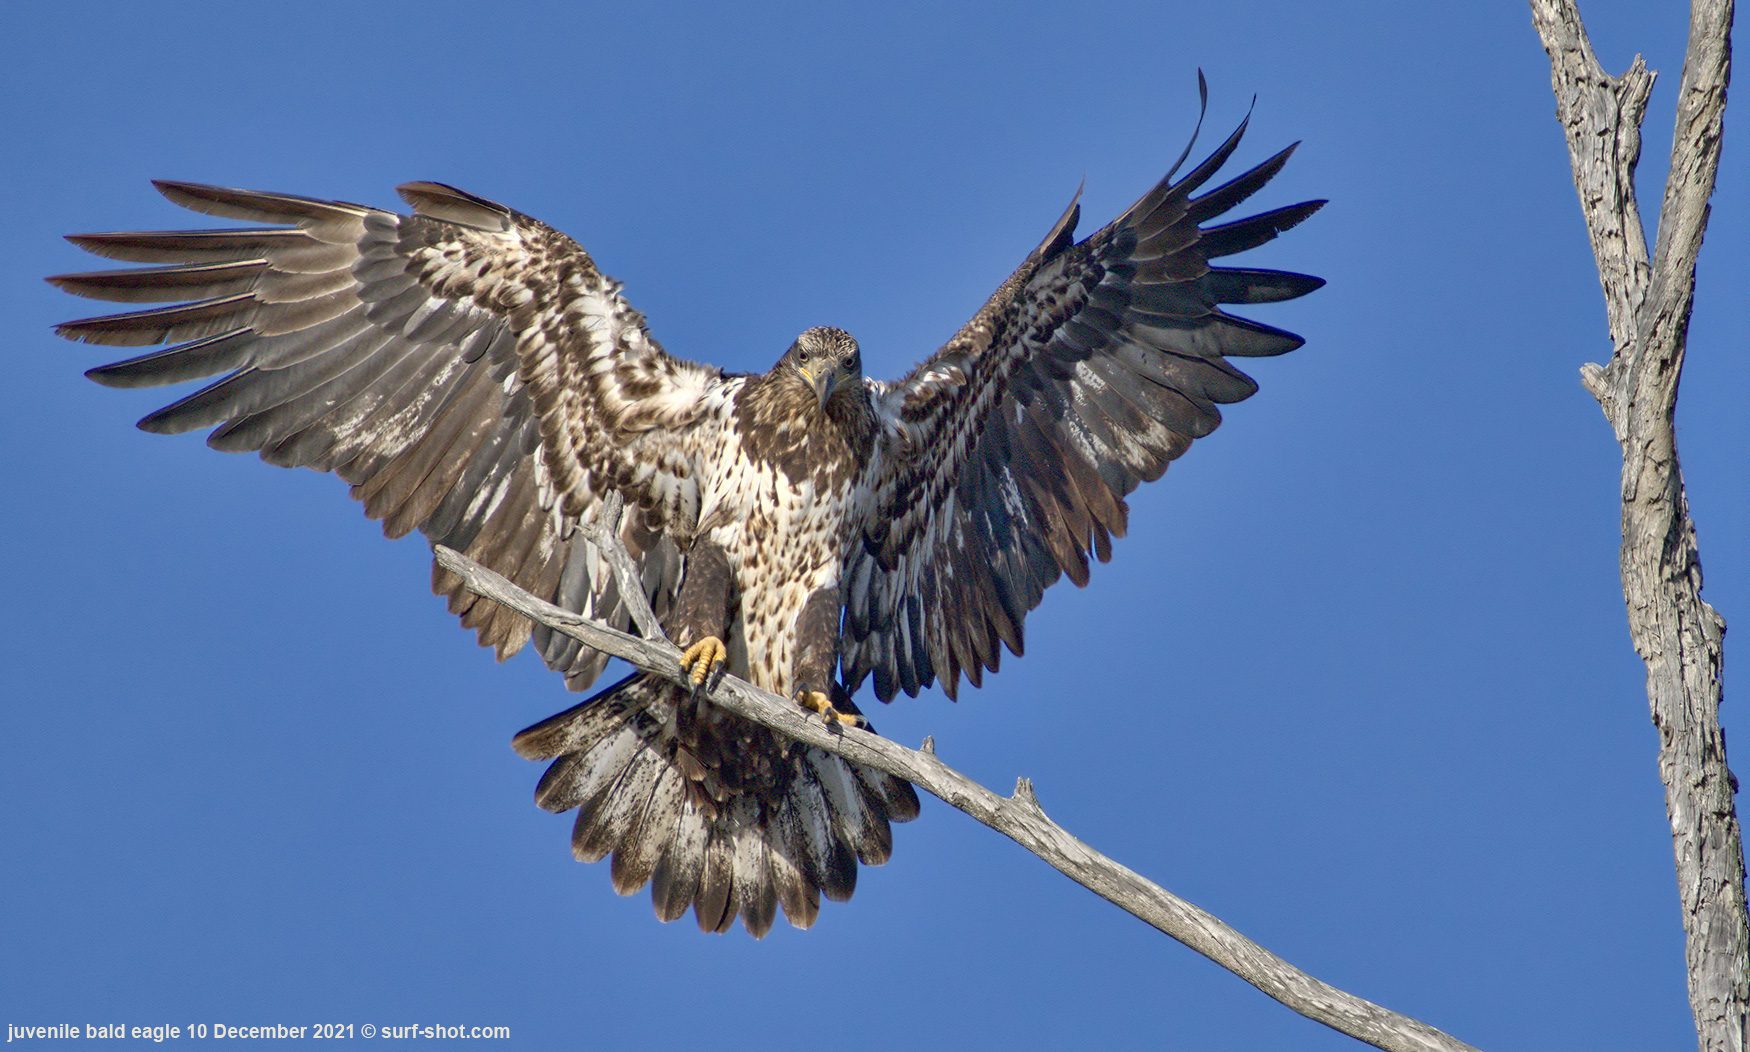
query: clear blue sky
4 2 1744 1049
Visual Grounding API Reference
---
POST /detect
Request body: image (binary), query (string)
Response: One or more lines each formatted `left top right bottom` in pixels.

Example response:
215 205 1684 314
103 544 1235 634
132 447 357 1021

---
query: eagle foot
679 636 727 688
796 689 866 729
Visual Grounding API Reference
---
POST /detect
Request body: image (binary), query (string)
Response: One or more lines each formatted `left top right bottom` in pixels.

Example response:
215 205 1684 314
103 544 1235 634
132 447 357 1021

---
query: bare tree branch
433 543 1475 1052
1530 2 1745 1048
575 490 663 641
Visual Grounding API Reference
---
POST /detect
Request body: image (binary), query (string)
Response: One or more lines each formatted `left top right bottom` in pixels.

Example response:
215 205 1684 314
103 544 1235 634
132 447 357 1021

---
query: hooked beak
803 366 839 409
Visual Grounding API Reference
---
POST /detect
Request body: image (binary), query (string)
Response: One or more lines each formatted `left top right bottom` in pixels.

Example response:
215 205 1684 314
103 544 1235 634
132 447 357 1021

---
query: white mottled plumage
699 425 859 695
53 88 1323 936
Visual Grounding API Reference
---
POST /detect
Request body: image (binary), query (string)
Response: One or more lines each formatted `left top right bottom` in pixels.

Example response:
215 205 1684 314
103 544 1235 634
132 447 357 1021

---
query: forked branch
1530 2 1743 1048
434 533 1475 1052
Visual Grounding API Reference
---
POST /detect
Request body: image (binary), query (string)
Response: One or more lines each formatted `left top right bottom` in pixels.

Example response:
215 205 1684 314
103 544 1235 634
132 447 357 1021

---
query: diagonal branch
1530 2 1743 1049
433 542 1476 1052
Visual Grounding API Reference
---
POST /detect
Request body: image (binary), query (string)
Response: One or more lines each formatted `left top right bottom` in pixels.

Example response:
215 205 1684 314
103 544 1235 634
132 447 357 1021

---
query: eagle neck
734 370 875 487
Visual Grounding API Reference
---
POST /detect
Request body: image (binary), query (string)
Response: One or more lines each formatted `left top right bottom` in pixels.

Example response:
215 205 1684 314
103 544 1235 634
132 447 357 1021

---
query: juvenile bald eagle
52 94 1322 937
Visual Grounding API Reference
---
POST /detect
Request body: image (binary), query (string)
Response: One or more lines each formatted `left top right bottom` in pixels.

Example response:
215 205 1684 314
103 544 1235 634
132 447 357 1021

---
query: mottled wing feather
846 108 1325 701
54 179 725 690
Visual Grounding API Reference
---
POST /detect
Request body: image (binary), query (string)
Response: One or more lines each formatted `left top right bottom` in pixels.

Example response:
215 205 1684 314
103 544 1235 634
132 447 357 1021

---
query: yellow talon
680 636 727 686
796 689 866 729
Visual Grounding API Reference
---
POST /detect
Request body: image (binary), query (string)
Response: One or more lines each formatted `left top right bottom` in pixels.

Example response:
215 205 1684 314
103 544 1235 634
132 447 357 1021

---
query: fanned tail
512 673 919 936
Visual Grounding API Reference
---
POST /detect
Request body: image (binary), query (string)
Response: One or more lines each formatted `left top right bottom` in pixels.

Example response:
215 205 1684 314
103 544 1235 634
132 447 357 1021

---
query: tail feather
789 762 858 901
768 796 822 928
812 750 895 866
650 805 707 923
610 765 682 896
533 724 637 814
730 797 778 938
514 689 639 761
571 743 659 865
696 822 736 933
515 672 919 937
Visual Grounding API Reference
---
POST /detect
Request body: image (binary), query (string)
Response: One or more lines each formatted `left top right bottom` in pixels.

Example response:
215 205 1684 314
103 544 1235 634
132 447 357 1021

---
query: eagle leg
796 689 866 729
791 585 866 728
670 541 735 699
679 636 728 689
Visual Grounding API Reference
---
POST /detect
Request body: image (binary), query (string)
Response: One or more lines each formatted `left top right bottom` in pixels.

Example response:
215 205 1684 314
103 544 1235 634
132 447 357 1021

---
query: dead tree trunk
1529 2 1745 1048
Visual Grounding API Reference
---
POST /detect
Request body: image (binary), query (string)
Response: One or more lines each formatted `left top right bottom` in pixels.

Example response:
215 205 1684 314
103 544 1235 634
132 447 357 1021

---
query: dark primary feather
846 105 1324 701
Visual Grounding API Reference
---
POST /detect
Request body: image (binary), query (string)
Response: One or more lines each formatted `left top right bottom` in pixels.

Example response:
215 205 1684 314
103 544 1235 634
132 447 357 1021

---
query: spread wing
53 180 727 691
845 100 1325 701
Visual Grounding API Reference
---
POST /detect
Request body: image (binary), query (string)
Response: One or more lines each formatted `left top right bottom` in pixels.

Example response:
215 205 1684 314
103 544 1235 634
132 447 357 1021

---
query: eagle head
780 326 862 410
